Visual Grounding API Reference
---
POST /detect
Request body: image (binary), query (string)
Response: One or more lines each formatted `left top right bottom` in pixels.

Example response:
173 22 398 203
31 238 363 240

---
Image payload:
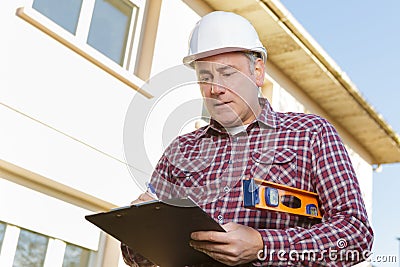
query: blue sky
279 0 400 265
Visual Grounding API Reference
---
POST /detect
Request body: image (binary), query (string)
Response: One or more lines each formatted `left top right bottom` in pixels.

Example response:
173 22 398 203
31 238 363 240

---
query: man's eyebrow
216 65 236 72
197 65 237 75
198 69 212 75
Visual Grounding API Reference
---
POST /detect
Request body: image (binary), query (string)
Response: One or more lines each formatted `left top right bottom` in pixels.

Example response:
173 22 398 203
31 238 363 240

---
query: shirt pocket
170 167 197 186
168 166 215 201
250 148 297 187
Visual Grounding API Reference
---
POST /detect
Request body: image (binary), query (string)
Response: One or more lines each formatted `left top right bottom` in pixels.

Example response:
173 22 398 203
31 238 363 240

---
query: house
1 0 399 266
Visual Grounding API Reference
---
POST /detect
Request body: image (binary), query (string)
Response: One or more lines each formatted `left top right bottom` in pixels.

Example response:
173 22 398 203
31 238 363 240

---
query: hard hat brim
183 47 266 68
183 47 253 67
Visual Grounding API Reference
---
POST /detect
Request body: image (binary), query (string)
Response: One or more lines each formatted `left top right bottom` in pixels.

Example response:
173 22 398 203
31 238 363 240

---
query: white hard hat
183 11 267 67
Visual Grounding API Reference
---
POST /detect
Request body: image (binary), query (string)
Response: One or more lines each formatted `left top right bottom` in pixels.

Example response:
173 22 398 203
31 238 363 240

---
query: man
122 11 373 266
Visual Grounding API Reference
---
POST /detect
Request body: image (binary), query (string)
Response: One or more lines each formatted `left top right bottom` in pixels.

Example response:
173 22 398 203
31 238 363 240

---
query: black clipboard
85 198 225 267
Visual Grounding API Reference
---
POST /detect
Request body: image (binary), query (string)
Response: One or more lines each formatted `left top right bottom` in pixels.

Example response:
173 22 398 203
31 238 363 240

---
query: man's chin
214 117 242 128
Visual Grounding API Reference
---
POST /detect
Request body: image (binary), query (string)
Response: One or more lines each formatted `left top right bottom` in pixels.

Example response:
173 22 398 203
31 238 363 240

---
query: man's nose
210 80 226 95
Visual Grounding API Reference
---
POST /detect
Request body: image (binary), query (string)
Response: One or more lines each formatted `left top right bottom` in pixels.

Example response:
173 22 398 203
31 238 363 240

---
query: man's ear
254 58 265 87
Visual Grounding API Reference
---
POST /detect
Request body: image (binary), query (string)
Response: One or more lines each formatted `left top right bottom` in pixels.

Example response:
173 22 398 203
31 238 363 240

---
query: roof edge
260 0 400 151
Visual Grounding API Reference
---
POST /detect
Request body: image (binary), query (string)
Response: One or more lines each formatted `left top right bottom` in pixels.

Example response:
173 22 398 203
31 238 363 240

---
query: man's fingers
191 231 228 243
221 222 237 232
190 223 264 266
190 241 237 256
142 192 156 200
130 193 154 205
190 241 242 266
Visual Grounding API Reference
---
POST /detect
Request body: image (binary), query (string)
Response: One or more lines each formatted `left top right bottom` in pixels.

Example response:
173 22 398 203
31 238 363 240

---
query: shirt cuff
120 243 157 267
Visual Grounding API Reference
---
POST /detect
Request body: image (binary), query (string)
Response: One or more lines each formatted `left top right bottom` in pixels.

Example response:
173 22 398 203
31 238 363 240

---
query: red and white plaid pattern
122 99 373 266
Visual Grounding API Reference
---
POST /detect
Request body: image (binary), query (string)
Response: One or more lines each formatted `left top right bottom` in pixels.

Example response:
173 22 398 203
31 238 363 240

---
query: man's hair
243 51 262 74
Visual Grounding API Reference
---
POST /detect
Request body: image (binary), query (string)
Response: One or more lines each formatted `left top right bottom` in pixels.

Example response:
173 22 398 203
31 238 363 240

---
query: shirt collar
194 98 278 139
256 98 278 129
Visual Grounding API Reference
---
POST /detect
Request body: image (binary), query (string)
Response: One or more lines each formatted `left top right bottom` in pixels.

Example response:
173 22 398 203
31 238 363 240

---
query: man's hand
130 192 155 205
190 222 264 266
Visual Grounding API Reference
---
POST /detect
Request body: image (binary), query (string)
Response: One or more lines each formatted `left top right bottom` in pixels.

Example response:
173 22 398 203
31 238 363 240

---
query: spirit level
243 178 322 219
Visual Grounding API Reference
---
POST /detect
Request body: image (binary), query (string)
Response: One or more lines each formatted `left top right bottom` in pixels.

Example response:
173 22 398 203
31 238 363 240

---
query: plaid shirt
122 98 373 266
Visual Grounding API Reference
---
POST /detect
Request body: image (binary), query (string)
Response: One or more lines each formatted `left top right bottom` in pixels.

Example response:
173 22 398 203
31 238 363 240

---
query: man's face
194 52 265 128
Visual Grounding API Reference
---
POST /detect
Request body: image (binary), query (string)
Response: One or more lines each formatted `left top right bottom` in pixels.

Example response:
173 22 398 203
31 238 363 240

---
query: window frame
16 1 152 98
0 221 6 253
0 222 97 267
28 0 146 73
12 228 49 267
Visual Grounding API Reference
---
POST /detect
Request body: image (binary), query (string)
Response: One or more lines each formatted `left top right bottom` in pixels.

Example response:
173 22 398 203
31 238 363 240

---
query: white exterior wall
1 0 146 265
0 2 141 205
151 0 201 75
271 83 306 113
346 147 373 220
144 0 204 163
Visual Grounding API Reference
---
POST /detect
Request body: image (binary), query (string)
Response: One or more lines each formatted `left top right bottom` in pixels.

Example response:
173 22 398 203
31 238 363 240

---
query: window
0 224 96 267
62 243 92 267
32 0 83 34
13 229 49 267
31 0 144 69
0 222 5 252
87 0 137 66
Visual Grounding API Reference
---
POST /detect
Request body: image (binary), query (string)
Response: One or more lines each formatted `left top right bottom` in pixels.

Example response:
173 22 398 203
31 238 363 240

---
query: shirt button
224 186 230 193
